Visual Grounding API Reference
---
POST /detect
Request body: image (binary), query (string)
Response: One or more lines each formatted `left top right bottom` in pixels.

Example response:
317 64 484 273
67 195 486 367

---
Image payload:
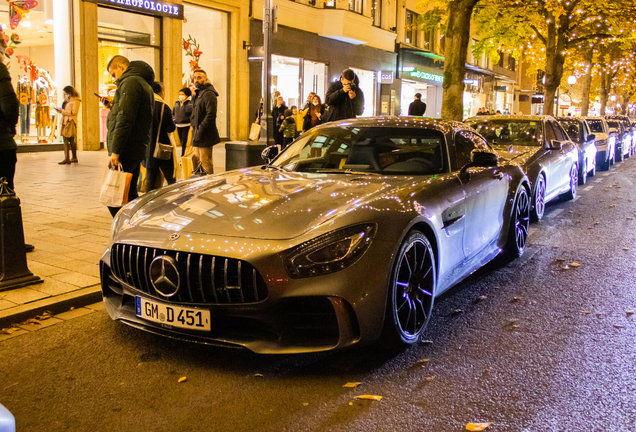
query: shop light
21 21 32 28
45 19 54 25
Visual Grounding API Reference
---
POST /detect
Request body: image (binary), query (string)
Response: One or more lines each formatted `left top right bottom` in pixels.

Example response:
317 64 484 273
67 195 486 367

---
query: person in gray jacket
190 69 220 174
173 87 192 156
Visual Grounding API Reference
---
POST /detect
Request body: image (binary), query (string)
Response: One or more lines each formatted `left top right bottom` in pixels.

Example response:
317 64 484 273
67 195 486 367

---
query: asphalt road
2 158 636 432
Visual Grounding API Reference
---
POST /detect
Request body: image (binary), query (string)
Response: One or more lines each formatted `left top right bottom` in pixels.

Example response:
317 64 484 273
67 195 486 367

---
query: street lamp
567 75 577 85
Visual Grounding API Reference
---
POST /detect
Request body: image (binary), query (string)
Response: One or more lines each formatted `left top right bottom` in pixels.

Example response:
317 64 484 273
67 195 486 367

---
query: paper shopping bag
249 122 261 141
99 166 133 207
181 157 194 180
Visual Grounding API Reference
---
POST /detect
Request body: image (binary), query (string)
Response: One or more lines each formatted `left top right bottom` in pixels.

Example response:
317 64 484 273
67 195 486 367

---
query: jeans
19 104 30 135
0 149 17 191
107 159 141 218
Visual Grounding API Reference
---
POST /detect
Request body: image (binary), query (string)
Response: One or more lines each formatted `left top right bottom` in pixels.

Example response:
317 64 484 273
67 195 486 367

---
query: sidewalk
0 146 227 330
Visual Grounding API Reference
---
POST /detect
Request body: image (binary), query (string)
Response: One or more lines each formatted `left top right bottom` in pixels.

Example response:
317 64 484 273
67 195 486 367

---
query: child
291 105 301 138
279 108 296 148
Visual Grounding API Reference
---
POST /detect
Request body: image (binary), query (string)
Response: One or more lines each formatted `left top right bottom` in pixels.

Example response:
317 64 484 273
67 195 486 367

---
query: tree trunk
599 70 609 116
542 16 566 116
580 49 594 117
440 0 480 121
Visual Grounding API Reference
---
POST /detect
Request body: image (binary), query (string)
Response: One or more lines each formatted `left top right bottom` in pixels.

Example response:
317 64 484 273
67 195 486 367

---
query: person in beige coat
56 85 81 164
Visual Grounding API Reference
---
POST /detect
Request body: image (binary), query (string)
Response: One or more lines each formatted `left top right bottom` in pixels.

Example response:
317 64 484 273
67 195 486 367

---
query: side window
454 130 478 168
551 121 568 141
467 132 490 151
544 122 557 143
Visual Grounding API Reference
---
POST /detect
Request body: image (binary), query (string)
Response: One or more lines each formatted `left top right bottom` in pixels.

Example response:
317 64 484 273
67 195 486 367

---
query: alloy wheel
532 176 546 221
513 188 531 255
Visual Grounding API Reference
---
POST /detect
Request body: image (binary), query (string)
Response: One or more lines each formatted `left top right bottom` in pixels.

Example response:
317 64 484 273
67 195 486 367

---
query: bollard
0 177 42 291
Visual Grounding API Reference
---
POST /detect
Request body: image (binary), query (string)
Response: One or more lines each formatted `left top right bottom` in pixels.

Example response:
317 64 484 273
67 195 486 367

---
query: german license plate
136 297 211 331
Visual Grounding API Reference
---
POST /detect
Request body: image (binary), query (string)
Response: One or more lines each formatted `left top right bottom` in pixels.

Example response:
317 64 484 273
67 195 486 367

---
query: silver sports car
100 117 530 354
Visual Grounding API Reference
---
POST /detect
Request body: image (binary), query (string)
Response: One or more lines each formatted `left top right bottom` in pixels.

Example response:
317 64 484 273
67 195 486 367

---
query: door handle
493 172 504 180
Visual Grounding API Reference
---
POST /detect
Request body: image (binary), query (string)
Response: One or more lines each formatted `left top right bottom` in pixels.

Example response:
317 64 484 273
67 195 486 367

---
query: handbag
99 165 133 207
153 103 173 160
249 122 261 140
61 119 76 138
321 103 335 124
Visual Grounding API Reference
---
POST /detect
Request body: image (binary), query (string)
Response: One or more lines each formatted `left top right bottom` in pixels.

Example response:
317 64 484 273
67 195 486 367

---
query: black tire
588 158 596 177
381 231 436 348
578 159 587 185
503 185 531 259
562 164 578 201
616 144 623 162
600 154 610 171
530 175 546 222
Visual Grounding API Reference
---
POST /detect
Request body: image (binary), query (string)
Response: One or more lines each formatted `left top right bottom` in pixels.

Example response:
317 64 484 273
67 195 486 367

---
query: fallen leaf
178 377 187 383
426 376 436 381
512 296 523 302
581 310 591 314
35 312 51 321
70 307 75 311
624 248 629 251
343 382 362 388
614 324 624 329
628 217 634 220
511 325 519 328
24 318 41 325
349 402 353 406
0 327 20 335
466 423 492 431
562 265 570 270
354 395 382 401
422 340 433 344
303 402 309 406
253 373 264 378
556 258 566 262
454 309 464 313
417 358 431 363
627 311 634 317
570 262 580 267
553 245 559 248
594 222 600 225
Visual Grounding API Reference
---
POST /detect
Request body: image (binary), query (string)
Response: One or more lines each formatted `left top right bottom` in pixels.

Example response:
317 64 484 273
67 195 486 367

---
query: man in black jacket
190 69 220 174
408 93 427 116
324 69 364 122
103 55 155 217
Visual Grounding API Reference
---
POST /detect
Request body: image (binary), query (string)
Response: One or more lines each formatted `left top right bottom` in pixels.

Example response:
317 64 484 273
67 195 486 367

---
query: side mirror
261 145 279 164
587 134 596 142
470 151 499 167
549 140 562 150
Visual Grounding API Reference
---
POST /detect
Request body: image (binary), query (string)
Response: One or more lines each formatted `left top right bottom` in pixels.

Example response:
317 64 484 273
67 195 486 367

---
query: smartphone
94 93 101 97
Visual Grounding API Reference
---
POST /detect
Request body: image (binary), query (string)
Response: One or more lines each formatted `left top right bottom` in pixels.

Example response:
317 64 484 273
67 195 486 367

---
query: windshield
467 119 543 147
558 120 582 142
270 126 447 175
606 121 620 131
586 119 605 133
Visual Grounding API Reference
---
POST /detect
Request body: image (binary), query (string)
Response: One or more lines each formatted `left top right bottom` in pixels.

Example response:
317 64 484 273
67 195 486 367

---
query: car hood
125 170 415 240
491 144 542 164
593 132 609 143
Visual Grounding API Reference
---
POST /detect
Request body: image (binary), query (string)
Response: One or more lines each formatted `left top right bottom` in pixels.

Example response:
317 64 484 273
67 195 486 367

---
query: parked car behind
605 116 633 161
556 117 597 185
466 115 579 221
582 117 614 171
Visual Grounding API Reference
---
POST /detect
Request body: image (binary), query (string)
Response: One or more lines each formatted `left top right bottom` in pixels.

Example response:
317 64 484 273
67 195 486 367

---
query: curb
0 285 103 329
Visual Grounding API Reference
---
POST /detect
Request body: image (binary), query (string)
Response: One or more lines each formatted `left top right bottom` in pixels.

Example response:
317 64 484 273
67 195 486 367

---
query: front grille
110 243 268 304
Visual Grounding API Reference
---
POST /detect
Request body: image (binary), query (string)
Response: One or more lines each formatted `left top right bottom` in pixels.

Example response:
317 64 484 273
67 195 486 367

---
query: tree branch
530 25 547 45
566 33 613 48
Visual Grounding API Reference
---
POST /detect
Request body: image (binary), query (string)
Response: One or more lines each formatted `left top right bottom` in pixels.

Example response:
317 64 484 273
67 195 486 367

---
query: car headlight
285 223 377 278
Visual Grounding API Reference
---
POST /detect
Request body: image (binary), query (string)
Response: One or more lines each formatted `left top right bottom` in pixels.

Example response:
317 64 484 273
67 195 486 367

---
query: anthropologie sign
409 70 444 83
84 0 184 19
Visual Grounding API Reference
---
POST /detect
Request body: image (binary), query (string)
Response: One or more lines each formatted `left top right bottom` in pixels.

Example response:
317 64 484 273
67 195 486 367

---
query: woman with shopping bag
144 81 177 193
55 86 81 164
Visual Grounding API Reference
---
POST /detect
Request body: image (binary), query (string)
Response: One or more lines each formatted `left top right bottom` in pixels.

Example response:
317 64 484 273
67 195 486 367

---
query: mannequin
16 75 32 143
34 71 51 143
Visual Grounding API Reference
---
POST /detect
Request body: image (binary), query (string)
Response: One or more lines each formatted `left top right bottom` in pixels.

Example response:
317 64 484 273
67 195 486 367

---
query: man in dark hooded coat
324 68 364 122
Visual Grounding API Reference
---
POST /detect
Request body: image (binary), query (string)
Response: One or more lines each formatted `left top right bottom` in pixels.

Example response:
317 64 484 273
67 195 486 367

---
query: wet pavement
1 153 635 431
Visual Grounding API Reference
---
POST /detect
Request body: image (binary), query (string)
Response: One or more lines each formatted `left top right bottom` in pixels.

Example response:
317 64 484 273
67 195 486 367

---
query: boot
69 139 78 163
59 141 70 164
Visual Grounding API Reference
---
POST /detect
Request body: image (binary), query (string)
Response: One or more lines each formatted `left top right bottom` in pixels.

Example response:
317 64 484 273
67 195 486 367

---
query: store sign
409 70 444 83
494 85 509 92
464 79 479 86
84 0 184 19
379 70 394 84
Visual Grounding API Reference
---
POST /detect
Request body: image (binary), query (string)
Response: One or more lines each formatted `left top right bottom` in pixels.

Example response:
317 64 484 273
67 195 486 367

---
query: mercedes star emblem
169 233 180 241
149 256 181 297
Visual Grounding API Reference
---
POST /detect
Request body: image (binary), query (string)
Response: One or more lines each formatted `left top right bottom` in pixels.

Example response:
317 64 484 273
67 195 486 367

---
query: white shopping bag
99 165 133 207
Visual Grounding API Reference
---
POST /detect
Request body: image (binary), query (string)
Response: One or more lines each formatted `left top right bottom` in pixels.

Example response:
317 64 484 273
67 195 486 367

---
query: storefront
397 46 445 118
72 0 248 151
1 0 73 146
270 55 328 110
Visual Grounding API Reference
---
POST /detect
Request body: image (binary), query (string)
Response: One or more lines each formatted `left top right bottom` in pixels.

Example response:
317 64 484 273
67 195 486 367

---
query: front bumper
99 234 396 354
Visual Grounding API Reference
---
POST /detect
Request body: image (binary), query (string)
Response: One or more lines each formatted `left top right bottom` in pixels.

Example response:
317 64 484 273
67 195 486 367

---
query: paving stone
73 242 108 254
0 329 29 342
54 308 95 320
33 278 86 296
36 228 88 238
0 299 18 311
85 301 105 311
24 240 76 255
17 317 63 331
1 288 50 305
49 272 101 288
63 251 104 264
27 250 76 266
52 260 100 277
25 261 68 277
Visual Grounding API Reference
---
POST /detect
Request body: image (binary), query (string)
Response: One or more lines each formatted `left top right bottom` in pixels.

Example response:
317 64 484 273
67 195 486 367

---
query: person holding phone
55 85 81 164
324 68 364 122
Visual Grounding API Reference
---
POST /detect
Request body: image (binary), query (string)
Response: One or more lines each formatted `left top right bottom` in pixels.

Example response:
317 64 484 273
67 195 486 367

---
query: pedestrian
496 110 502 115
145 81 176 192
272 95 287 145
55 85 81 164
324 69 364 122
407 93 427 116
190 69 220 174
290 105 301 138
254 97 263 124
303 94 324 132
279 108 296 148
101 55 155 217
173 87 192 156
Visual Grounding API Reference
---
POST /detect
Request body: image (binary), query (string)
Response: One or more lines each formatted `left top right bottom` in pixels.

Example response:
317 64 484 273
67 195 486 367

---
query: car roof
317 116 471 135
466 114 552 122
556 117 583 122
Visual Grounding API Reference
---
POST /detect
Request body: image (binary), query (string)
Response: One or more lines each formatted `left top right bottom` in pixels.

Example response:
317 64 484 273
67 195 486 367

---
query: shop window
272 55 301 109
405 10 418 46
508 55 516 71
182 4 229 138
439 34 445 54
371 0 382 27
9 0 73 145
324 0 336 7
497 51 504 67
423 30 432 51
350 67 376 117
348 0 363 13
303 60 327 106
